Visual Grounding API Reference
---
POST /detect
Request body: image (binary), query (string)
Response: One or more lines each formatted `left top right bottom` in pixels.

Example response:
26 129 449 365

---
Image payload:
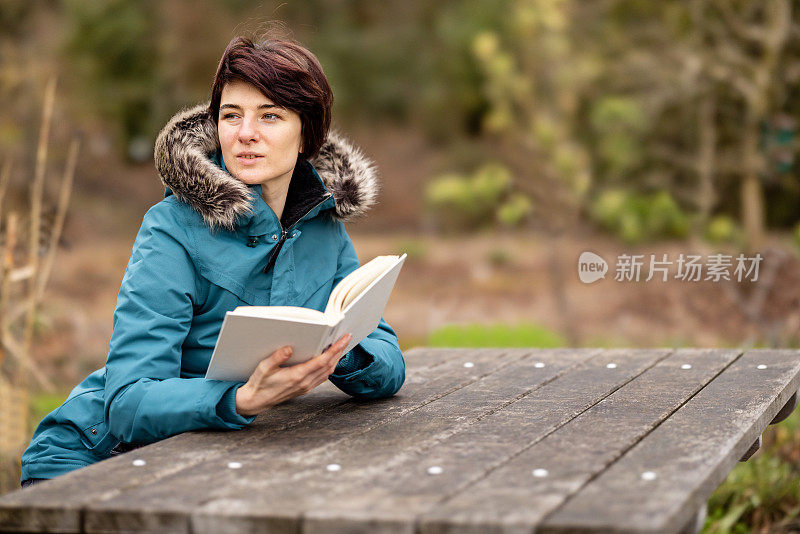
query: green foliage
424 0 512 137
704 215 742 245
590 97 648 178
467 0 596 218
497 193 534 227
293 0 512 135
29 392 68 432
428 323 565 348
425 163 532 231
704 410 800 533
590 189 688 243
425 174 481 226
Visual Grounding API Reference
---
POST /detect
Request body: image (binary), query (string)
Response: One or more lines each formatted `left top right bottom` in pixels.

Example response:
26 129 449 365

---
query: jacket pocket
197 266 260 306
55 388 118 456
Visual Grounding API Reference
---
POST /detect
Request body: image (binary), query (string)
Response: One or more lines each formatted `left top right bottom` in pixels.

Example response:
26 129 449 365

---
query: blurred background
2 0 800 530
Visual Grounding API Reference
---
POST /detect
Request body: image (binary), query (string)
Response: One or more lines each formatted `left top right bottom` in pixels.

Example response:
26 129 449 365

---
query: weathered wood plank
0 347 478 534
301 348 677 534
416 348 741 534
540 349 800 534
81 348 547 534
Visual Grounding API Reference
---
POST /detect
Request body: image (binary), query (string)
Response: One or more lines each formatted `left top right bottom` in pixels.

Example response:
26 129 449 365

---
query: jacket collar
220 155 335 236
154 103 379 230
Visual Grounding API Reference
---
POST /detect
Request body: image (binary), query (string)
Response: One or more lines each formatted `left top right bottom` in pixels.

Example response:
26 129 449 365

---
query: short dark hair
209 36 333 160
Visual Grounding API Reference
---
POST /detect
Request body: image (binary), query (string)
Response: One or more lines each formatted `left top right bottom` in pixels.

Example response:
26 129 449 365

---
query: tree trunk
741 112 765 253
695 93 717 235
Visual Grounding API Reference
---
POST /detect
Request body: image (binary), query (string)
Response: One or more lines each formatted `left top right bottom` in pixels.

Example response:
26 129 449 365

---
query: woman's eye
220 112 278 121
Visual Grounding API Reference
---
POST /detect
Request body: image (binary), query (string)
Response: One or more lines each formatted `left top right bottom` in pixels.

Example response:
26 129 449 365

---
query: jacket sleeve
328 224 406 399
103 205 255 446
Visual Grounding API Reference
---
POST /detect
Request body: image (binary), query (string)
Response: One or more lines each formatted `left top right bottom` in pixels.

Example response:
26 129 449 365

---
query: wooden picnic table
2 347 800 534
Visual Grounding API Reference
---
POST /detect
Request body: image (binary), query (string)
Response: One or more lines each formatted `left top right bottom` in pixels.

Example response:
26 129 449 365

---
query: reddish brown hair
209 36 333 160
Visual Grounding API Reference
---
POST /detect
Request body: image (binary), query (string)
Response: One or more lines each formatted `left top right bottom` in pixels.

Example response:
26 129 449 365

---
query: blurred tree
601 0 800 250
577 0 800 250
5 0 799 246
584 0 722 238
424 162 532 231
0 0 38 152
423 0 510 139
698 0 795 252
469 0 597 229
62 0 163 160
467 0 602 344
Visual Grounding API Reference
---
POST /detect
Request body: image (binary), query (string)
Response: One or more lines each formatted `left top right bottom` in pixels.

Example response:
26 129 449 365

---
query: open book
205 254 407 382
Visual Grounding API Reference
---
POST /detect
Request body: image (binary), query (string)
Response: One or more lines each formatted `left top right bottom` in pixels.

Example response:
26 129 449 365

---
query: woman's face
217 80 303 188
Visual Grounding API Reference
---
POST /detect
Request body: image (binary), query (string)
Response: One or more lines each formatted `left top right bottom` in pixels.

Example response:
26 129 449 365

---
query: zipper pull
263 228 289 274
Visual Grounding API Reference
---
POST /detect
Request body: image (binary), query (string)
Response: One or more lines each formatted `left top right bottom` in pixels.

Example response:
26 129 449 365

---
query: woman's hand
235 333 353 416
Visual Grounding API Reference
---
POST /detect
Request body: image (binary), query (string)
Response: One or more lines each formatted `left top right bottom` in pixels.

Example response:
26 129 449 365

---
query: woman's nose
237 116 258 143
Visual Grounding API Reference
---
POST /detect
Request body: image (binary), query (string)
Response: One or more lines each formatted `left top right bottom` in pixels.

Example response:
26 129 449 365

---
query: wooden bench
1 348 799 533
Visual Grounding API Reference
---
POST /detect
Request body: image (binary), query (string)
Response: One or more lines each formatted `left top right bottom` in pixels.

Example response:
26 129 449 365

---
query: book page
324 254 406 355
324 255 398 316
340 257 395 310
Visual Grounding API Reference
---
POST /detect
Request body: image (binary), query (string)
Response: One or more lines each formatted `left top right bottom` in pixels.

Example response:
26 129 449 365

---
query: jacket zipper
262 194 332 274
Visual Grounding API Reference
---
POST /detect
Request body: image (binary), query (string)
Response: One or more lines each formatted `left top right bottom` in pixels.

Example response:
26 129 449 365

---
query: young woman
20 36 405 488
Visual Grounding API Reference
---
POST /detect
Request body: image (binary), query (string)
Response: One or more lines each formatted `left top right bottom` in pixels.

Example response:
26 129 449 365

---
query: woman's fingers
322 334 352 364
244 337 354 412
251 346 293 382
293 335 351 392
305 364 336 391
313 351 343 381
293 334 352 375
247 335 352 410
295 350 342 387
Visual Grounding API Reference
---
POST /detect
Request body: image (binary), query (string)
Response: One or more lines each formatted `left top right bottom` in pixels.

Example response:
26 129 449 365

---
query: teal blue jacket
21 105 404 482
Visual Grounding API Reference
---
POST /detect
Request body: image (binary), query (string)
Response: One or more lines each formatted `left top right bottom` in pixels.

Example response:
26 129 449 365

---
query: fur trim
154 104 380 229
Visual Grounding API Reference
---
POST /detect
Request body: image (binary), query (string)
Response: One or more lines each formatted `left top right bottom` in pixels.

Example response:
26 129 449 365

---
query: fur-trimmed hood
154 104 379 229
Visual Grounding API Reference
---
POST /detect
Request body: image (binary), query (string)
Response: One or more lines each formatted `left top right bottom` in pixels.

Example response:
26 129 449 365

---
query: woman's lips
236 155 264 166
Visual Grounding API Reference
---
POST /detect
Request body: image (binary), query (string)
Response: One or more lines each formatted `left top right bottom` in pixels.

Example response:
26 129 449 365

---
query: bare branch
0 159 11 222
36 139 79 302
22 75 56 391
0 213 17 371
1 331 54 390
713 0 770 44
